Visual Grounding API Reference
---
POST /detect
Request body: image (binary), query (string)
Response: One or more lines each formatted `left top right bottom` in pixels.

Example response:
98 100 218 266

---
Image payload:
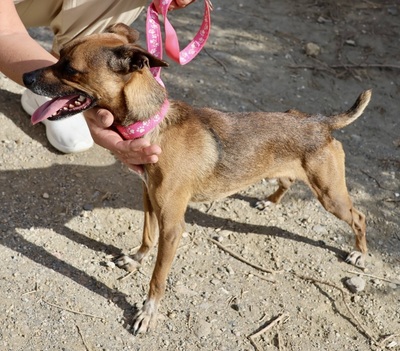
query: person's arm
0 0 57 85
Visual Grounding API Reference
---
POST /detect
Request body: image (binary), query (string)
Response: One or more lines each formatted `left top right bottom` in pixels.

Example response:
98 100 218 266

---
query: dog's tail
327 90 372 130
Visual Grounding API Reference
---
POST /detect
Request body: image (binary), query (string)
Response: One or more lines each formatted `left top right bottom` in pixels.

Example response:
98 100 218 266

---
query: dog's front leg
116 185 158 271
132 196 188 334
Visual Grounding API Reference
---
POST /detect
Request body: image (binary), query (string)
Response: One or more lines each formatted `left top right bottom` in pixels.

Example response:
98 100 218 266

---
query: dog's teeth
78 95 86 102
75 101 82 106
63 107 68 110
68 104 75 109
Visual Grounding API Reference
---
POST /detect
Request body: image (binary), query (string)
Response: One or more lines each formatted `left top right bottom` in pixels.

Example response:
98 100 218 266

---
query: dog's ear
109 45 169 74
105 23 139 43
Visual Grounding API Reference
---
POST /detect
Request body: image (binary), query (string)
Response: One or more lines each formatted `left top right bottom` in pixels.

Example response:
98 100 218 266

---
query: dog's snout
22 71 37 88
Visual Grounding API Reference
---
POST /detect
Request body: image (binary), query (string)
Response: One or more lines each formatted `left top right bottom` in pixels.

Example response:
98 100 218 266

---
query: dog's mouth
31 94 95 125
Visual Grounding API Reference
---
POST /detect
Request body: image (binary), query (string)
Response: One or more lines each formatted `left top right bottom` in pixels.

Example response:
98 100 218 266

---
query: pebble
345 39 356 46
83 203 94 211
305 42 321 57
231 303 240 312
345 276 366 293
105 261 115 269
317 16 331 23
215 235 224 242
42 192 49 199
226 266 235 275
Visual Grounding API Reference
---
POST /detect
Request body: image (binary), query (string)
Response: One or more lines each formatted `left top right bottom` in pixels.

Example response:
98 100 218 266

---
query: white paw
132 299 158 335
114 255 141 272
255 200 272 210
345 251 366 269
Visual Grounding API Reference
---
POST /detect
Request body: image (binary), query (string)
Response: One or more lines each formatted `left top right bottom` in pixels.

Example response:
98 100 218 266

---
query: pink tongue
31 95 80 125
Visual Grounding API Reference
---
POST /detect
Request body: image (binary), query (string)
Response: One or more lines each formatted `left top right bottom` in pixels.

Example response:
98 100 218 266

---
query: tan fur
23 23 371 335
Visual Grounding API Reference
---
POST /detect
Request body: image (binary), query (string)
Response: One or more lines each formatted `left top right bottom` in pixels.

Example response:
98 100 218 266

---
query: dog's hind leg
115 185 159 272
305 141 367 268
255 177 295 210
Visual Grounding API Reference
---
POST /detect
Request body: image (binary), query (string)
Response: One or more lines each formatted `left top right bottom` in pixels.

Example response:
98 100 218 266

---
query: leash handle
146 0 212 77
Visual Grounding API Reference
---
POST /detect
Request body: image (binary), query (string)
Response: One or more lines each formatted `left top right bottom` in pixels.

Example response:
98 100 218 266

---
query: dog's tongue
31 95 80 125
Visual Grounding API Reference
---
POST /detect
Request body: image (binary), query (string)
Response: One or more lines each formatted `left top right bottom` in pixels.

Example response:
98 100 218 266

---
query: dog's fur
23 23 371 334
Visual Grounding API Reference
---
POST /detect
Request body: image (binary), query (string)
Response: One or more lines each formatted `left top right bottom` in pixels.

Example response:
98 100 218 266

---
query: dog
23 23 371 334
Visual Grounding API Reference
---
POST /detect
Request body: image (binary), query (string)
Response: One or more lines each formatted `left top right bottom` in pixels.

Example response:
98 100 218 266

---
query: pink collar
116 0 211 140
115 99 170 140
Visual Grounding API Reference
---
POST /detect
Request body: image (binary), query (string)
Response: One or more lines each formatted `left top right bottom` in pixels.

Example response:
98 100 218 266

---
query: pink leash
116 0 212 139
147 0 213 79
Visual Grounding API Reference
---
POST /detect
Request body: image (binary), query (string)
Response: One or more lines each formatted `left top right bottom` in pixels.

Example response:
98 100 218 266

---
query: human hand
84 108 162 174
153 0 196 12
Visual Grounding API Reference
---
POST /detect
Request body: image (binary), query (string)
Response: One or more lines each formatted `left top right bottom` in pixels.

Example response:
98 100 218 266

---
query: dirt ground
1 0 399 350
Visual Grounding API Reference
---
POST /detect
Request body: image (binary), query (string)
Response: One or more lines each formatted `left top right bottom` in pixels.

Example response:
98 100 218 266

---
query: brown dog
23 23 371 334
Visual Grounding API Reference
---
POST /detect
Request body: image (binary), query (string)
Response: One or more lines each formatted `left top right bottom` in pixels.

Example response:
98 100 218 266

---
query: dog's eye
64 64 79 76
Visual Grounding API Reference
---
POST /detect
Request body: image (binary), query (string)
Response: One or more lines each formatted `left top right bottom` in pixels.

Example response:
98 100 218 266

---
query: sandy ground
0 0 399 350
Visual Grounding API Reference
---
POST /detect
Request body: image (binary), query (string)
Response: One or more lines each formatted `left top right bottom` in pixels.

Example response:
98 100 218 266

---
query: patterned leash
116 0 212 139
146 0 213 82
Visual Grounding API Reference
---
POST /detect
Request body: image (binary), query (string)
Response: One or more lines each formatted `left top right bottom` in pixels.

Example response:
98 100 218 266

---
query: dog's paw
255 199 272 210
132 299 158 335
345 251 366 269
115 255 141 272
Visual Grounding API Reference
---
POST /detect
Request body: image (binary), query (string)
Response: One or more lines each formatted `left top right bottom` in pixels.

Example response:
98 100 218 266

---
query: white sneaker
21 89 94 153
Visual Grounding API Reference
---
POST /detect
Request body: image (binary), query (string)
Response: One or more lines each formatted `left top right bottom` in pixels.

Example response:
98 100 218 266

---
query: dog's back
152 90 371 202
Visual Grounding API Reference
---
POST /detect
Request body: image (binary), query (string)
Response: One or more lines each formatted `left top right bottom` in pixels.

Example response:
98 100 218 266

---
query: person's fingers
84 107 113 127
84 108 123 150
175 0 196 8
95 108 114 128
154 0 196 11
84 109 162 172
114 141 161 163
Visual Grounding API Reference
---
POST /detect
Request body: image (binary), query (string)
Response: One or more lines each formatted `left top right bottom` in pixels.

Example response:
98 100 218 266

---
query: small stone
345 39 356 46
106 261 115 269
226 266 235 275
231 303 240 312
42 192 50 199
305 42 321 57
317 16 331 23
83 203 94 211
345 276 366 293
167 311 176 319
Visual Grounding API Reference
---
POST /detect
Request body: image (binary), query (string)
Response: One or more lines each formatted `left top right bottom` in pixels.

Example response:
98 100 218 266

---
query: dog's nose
22 71 37 88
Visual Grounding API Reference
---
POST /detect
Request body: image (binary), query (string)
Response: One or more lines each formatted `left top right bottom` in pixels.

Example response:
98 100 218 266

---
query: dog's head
23 23 168 125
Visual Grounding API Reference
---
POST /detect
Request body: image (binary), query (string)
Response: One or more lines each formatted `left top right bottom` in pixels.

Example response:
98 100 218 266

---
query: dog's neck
110 67 168 139
115 98 169 140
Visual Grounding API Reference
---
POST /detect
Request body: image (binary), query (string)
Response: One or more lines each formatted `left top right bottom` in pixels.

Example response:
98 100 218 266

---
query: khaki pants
15 0 147 54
